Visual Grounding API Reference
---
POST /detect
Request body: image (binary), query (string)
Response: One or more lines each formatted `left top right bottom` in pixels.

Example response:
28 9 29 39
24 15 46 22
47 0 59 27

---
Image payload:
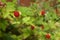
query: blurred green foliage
0 0 60 40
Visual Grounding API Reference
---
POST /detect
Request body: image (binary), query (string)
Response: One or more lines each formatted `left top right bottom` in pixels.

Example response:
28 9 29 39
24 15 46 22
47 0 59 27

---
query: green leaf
58 0 60 2
18 7 34 16
0 19 8 31
22 17 30 23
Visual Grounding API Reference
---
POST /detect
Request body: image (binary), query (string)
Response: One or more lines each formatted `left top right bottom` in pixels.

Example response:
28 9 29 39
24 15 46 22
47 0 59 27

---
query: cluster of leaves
0 0 60 40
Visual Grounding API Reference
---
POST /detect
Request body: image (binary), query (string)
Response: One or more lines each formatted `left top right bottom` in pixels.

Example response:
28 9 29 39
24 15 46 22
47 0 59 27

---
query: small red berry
0 2 3 6
14 11 20 17
45 33 51 39
40 25 44 29
40 10 45 16
31 25 35 30
0 2 6 7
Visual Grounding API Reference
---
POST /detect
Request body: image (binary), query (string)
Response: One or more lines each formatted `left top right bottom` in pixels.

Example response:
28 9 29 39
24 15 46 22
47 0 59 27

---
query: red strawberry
41 10 45 16
14 11 20 17
31 25 35 30
45 33 51 39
